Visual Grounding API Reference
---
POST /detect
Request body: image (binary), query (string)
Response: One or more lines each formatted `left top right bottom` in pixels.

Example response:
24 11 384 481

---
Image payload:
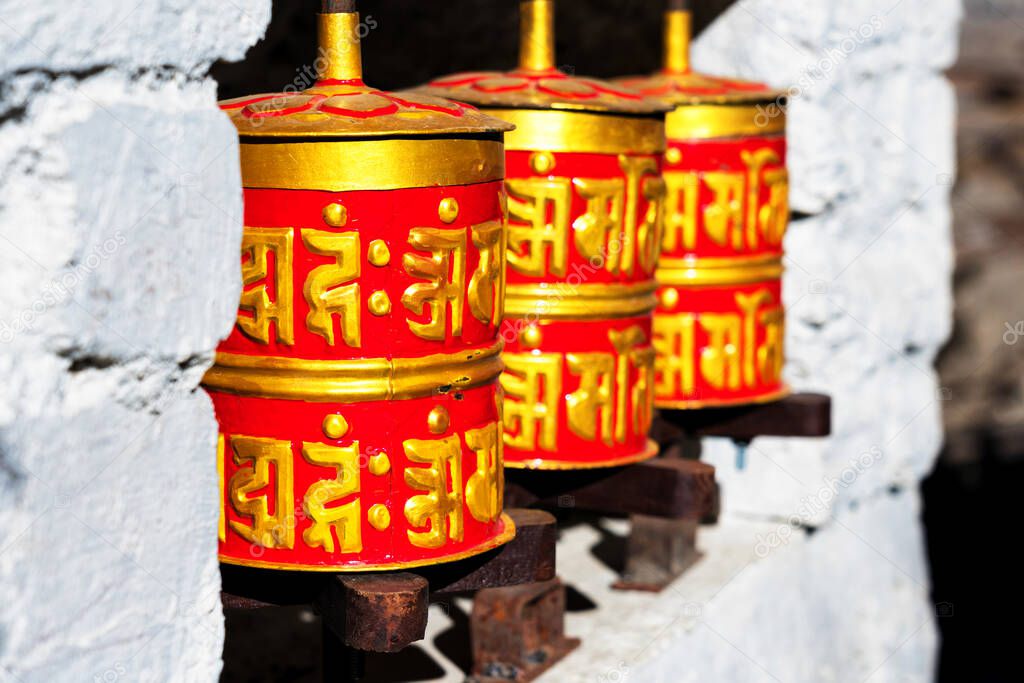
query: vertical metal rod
317 0 363 82
322 622 365 683
519 0 557 72
322 0 357 12
735 441 749 471
664 0 692 73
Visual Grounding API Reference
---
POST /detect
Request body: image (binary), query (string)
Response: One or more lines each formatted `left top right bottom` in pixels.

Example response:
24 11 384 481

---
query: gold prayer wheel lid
616 2 784 106
220 2 513 138
419 0 671 116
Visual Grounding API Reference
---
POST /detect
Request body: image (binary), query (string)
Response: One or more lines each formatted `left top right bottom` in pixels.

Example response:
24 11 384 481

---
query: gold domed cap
616 71 782 107
221 87 514 138
417 0 671 116
616 2 785 106
220 2 514 139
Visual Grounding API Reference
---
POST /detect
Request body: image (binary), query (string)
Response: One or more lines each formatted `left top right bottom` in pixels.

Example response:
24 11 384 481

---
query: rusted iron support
469 578 581 683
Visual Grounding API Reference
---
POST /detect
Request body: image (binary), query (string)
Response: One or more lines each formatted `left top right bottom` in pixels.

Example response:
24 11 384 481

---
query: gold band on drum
657 255 784 287
219 512 517 572
489 109 667 155
202 341 504 402
238 138 506 191
666 104 786 141
504 281 659 320
505 440 660 471
655 385 791 410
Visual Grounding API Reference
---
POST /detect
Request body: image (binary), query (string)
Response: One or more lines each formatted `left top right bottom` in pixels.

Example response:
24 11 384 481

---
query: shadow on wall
212 0 740 98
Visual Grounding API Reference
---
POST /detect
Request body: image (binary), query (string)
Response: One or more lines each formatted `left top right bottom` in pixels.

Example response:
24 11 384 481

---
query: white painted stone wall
534 1 960 681
0 2 270 681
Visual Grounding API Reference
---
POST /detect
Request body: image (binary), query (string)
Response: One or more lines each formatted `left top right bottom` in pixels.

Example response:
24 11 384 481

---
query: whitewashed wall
539 1 961 682
0 2 270 681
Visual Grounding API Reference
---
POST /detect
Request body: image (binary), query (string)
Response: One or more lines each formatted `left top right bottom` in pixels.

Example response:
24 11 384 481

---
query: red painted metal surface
653 134 789 408
207 179 513 571
498 149 664 469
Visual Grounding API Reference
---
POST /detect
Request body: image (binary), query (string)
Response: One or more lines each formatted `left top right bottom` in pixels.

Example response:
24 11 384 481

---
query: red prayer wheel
618 1 790 408
417 0 672 470
203 3 516 571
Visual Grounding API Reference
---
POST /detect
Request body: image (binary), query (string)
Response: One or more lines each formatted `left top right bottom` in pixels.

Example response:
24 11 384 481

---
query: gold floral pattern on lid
617 70 778 106
417 0 669 116
424 70 668 115
221 86 513 138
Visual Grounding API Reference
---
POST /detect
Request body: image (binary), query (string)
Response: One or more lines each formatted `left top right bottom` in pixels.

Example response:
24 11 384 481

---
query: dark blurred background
214 2 1024 681
925 2 1024 682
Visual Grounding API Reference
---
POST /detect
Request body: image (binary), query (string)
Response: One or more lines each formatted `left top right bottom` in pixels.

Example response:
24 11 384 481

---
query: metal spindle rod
322 0 356 13
664 0 692 73
317 0 362 82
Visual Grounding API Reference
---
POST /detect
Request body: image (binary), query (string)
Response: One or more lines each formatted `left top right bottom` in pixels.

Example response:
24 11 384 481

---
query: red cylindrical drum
618 3 790 408
417 0 671 469
204 7 516 571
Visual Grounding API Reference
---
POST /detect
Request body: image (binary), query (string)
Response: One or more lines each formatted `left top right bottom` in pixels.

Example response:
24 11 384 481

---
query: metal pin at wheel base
617 0 792 409
205 1 517 571
416 0 673 470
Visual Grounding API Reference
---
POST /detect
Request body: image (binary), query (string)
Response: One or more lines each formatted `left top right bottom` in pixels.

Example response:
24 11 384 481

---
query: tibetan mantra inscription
206 182 514 571
654 135 788 408
499 142 666 469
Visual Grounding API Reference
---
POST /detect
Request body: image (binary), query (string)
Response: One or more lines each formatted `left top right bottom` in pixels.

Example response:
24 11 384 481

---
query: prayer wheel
618 0 790 408
417 0 671 469
204 2 516 571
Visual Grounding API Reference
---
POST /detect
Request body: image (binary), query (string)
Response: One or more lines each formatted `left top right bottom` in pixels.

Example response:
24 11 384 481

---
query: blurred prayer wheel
203 1 516 571
618 0 790 408
417 0 671 470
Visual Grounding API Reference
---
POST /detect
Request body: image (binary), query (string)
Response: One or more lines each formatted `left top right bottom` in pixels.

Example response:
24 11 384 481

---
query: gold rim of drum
666 104 785 141
655 385 791 410
237 138 506 191
488 109 666 155
219 512 517 572
657 256 785 287
203 341 504 403
504 281 659 320
504 439 660 470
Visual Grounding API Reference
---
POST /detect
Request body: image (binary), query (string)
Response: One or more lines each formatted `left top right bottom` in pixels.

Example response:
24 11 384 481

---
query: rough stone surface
0 2 270 682
550 493 937 683
0 1 270 76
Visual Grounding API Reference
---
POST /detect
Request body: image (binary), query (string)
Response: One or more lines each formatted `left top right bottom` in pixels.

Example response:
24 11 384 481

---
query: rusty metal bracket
612 392 832 592
315 573 430 653
469 578 581 683
613 515 701 592
221 508 557 681
422 509 558 595
505 458 717 519
655 392 832 443
501 454 718 596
